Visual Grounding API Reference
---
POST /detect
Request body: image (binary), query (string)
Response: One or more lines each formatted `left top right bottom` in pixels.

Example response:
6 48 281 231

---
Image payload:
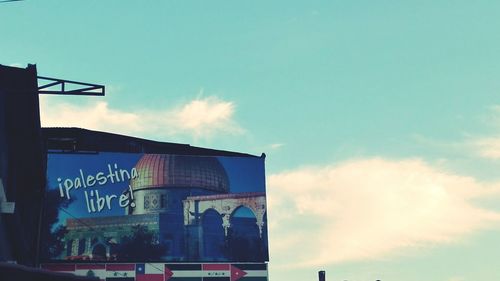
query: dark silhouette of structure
319 270 326 281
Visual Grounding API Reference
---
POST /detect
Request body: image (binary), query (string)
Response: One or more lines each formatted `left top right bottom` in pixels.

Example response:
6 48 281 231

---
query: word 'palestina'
57 163 138 200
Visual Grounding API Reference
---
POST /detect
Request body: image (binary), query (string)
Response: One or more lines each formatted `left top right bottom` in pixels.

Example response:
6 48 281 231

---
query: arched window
202 209 224 260
228 206 262 261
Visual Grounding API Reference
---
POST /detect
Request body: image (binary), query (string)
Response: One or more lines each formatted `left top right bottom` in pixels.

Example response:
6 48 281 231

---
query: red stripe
41 264 76 272
106 264 135 271
76 264 106 270
203 264 230 271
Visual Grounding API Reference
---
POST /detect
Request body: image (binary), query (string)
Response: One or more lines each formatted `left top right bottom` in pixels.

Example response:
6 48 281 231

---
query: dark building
0 64 45 266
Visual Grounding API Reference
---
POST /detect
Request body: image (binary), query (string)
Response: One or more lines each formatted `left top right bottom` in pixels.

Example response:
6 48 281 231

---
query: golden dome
130 154 229 193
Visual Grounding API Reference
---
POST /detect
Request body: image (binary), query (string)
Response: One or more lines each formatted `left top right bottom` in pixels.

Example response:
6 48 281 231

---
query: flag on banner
231 264 268 281
201 264 250 281
41 263 109 281
106 263 135 280
202 264 231 279
135 263 164 281
41 264 76 273
165 264 202 281
75 264 106 280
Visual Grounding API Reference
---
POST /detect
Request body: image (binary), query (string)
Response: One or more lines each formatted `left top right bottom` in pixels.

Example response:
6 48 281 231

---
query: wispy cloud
267 158 500 267
411 105 500 161
471 137 500 159
39 95 243 139
269 143 285 150
467 105 500 160
414 133 500 160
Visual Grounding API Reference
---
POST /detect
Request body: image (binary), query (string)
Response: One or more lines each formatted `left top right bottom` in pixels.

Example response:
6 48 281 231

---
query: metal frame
37 76 105 96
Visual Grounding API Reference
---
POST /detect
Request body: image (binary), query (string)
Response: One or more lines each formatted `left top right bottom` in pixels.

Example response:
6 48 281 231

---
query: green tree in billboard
115 225 167 261
40 188 74 259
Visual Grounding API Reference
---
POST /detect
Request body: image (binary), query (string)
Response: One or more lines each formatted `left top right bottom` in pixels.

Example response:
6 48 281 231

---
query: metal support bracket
37 76 105 96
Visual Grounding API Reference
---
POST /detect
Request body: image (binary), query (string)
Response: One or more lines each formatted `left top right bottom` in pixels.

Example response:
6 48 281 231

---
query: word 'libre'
84 185 136 213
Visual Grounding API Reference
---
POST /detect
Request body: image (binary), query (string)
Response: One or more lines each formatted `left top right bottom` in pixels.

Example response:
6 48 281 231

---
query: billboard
40 152 268 263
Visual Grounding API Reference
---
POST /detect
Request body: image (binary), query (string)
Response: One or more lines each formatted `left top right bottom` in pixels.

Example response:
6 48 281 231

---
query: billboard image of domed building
40 152 268 263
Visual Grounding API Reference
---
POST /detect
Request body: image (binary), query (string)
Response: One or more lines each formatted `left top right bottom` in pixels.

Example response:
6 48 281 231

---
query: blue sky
3 1 500 280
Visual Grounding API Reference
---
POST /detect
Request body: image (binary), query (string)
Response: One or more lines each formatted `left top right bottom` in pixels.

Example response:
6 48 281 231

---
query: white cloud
469 105 500 160
410 105 500 161
163 96 243 138
267 158 500 268
40 99 142 133
39 95 243 139
472 137 500 159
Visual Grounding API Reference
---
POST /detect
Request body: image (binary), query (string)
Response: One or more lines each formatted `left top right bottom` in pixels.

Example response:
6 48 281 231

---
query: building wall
0 64 45 266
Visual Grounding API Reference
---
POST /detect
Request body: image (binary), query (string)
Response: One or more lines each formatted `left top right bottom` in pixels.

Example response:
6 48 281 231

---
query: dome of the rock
130 154 229 193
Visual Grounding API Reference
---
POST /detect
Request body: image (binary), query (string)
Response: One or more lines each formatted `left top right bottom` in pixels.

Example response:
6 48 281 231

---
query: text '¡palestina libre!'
57 163 137 213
